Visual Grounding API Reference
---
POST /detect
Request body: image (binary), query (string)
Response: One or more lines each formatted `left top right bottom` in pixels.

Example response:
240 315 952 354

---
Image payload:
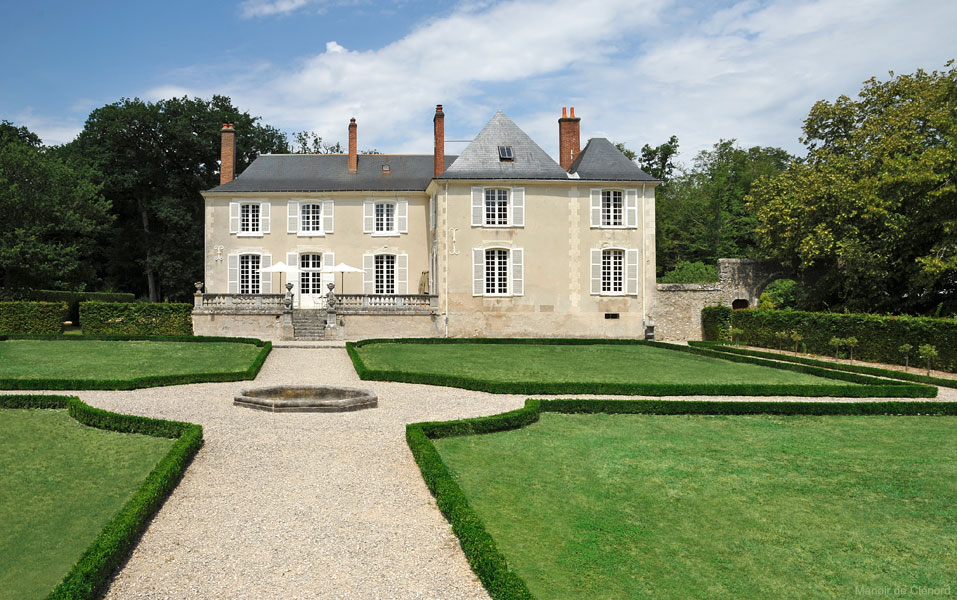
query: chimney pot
570 107 575 118
433 104 445 178
348 118 358 173
562 106 567 118
558 106 582 172
220 123 237 185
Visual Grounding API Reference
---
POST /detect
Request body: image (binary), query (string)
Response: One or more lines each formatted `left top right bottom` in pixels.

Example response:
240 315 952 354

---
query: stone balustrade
193 292 438 315
194 293 288 313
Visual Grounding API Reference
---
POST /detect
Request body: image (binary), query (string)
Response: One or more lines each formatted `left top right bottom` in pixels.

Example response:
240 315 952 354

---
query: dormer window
498 145 513 161
382 164 391 173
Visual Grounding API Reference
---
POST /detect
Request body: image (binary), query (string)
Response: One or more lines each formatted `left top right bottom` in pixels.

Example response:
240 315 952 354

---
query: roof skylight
498 145 514 161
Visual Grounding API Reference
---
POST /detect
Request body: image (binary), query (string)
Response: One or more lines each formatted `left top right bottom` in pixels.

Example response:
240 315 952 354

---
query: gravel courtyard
10 346 955 599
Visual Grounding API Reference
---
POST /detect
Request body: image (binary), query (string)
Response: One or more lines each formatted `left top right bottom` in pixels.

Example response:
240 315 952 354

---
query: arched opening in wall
732 299 750 310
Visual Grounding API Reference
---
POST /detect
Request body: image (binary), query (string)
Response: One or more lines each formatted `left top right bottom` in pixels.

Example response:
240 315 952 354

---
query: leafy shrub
761 279 802 310
657 261 719 283
918 344 939 375
733 309 957 373
701 305 732 341
0 301 67 333
0 289 134 324
80 301 192 335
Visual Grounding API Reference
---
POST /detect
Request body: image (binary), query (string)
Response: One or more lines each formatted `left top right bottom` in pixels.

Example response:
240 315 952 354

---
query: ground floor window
485 249 509 295
239 254 261 294
602 249 624 293
375 254 395 294
300 253 323 294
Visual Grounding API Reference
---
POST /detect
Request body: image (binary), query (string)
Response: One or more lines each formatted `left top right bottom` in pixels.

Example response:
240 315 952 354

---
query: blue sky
2 0 954 162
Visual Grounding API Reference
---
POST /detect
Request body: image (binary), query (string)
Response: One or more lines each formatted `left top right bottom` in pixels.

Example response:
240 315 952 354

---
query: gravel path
7 347 955 598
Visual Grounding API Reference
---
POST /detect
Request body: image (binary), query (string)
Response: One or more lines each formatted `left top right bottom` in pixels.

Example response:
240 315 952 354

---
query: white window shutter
287 201 299 233
472 248 484 296
363 200 374 233
511 248 523 296
397 199 408 233
322 252 335 288
286 252 299 293
323 199 334 233
626 249 639 295
227 253 239 293
590 189 601 227
512 187 524 227
363 254 374 293
229 202 240 234
590 249 602 295
260 202 271 234
396 254 408 294
626 189 638 228
471 187 483 226
260 253 272 293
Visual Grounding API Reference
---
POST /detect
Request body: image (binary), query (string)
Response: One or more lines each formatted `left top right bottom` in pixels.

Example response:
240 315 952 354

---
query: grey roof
207 154 457 193
568 138 658 182
438 111 569 180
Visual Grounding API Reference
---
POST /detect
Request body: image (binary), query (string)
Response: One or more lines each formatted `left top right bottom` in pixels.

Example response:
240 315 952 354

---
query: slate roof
568 138 658 182
437 111 569 180
206 154 457 193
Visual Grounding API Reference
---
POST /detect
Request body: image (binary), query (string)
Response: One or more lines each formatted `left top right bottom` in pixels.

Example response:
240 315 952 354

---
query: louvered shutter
363 200 374 233
322 199 334 233
227 254 239 293
472 248 484 296
625 189 638 228
260 202 271 234
397 199 408 233
590 189 601 227
260 253 272 293
626 249 639 295
286 252 299 294
287 201 299 233
322 252 335 289
590 249 602 294
512 187 524 227
511 248 523 296
471 187 483 226
396 254 408 294
363 254 374 293
229 202 240 234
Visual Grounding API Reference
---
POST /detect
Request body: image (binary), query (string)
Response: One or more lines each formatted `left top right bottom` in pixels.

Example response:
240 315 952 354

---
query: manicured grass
0 409 175 600
435 413 957 599
356 342 840 385
0 339 262 381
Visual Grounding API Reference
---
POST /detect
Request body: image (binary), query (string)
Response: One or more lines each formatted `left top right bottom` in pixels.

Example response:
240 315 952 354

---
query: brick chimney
220 123 236 185
558 107 581 171
433 104 445 177
348 118 358 174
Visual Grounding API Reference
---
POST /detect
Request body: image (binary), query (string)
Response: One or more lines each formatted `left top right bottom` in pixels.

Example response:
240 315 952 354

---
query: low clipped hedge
0 334 271 390
408 398 957 600
701 305 732 341
727 309 957 373
80 301 192 336
0 301 67 334
0 290 134 324
0 394 202 600
348 338 935 398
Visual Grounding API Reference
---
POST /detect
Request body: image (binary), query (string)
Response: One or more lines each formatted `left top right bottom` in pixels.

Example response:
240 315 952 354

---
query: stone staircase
292 309 327 341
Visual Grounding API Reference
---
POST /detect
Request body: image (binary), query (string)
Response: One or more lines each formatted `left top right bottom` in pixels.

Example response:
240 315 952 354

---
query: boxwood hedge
0 394 202 600
407 398 957 600
0 289 134 324
80 301 192 336
0 301 67 334
348 338 935 398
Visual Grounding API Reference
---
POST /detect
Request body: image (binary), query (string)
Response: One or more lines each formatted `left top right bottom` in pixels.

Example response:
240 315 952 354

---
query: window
472 247 523 297
484 189 509 226
239 254 261 294
241 203 260 234
601 249 624 294
498 145 513 161
485 249 509 295
375 202 396 234
299 254 323 294
374 254 395 294
300 204 322 233
601 190 623 227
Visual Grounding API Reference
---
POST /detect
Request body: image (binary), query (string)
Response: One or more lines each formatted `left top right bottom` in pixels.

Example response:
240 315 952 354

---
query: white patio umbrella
260 261 301 305
320 262 364 294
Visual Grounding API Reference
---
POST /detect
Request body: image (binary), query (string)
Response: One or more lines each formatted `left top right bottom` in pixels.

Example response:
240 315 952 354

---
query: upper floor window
484 189 509 226
287 199 333 236
601 190 623 227
241 204 260 233
300 203 322 233
363 199 407 236
375 202 396 234
230 201 270 236
590 188 639 229
471 186 524 228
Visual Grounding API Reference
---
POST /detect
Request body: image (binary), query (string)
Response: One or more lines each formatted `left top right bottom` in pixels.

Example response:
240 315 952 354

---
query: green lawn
356 342 835 385
0 339 262 381
435 413 957 599
0 409 175 600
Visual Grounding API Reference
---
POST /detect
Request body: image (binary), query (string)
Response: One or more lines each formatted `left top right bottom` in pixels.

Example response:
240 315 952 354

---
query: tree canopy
748 62 957 313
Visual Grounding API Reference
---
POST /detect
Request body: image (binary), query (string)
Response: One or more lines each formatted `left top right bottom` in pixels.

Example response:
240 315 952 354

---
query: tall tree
63 96 288 301
639 135 680 182
0 122 111 290
748 63 957 313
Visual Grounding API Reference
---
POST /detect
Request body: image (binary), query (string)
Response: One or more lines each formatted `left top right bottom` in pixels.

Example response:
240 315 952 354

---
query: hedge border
0 394 203 600
408 398 957 600
348 338 935 398
689 341 957 390
0 334 271 390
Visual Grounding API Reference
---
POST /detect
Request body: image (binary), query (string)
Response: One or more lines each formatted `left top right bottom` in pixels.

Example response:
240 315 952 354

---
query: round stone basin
234 385 377 412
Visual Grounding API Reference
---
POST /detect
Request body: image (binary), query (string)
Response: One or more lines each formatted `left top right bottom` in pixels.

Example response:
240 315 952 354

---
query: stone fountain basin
234 385 377 412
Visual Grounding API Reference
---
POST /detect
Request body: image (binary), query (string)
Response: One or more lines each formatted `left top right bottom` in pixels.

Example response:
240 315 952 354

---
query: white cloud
13 108 83 146
240 0 311 18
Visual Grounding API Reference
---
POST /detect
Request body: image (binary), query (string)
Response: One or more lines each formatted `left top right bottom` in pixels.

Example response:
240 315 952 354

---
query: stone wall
193 312 290 340
335 313 442 339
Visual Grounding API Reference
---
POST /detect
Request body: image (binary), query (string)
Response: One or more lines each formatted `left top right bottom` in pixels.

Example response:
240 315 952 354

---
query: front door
299 254 324 309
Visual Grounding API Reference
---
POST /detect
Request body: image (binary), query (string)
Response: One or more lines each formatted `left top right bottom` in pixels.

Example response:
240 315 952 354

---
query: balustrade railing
196 293 287 312
194 293 438 313
334 294 438 312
